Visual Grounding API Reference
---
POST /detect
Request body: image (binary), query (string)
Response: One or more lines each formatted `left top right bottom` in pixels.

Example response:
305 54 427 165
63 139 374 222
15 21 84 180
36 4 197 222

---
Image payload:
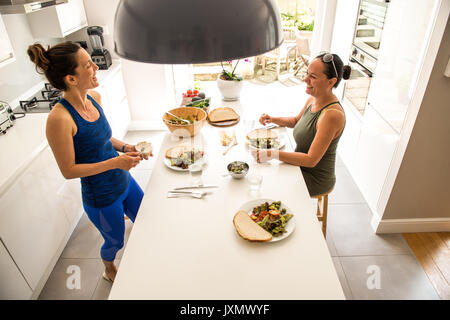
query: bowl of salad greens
227 161 249 179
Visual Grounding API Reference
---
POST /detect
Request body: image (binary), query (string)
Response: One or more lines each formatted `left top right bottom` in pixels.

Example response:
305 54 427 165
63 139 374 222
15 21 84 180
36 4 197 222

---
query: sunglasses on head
320 52 338 79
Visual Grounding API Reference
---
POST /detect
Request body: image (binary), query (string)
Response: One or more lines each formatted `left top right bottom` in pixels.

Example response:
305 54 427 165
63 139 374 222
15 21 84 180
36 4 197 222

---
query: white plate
246 136 286 150
238 198 295 242
163 154 206 172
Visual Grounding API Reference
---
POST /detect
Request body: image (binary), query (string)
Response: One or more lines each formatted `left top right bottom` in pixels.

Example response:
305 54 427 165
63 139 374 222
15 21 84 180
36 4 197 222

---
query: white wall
310 0 337 57
0 14 60 104
65 0 119 57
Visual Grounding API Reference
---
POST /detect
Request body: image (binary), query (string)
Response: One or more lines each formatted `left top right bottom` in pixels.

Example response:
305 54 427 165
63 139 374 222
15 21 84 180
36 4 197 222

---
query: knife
168 190 213 194
255 123 279 130
172 185 219 190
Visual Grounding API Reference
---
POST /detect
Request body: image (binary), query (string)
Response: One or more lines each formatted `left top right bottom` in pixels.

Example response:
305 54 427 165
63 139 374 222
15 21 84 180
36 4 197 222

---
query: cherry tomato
187 89 192 95
193 89 199 95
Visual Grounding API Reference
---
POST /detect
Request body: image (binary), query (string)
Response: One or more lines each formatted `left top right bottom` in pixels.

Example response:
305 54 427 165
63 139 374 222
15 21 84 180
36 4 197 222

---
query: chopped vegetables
170 148 204 169
249 137 281 149
168 114 198 125
229 162 247 174
186 98 210 110
250 201 293 237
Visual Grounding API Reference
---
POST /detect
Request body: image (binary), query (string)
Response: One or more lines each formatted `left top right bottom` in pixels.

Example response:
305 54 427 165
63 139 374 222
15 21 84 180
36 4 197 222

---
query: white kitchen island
109 119 345 300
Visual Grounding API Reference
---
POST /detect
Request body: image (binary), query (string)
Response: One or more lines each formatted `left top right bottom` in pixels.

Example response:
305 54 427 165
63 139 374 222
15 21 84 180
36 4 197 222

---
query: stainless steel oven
343 0 390 115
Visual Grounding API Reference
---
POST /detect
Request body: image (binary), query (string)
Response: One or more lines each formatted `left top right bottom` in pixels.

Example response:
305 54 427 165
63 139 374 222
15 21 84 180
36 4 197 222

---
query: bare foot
102 260 117 282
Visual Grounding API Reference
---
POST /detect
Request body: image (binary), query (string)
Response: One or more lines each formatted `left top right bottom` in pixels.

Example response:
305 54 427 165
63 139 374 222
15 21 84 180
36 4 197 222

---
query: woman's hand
124 144 153 160
250 149 276 163
115 152 142 170
259 113 272 126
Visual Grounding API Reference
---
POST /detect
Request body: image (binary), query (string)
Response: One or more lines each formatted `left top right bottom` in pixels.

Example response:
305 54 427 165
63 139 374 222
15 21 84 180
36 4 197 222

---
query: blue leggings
83 177 143 261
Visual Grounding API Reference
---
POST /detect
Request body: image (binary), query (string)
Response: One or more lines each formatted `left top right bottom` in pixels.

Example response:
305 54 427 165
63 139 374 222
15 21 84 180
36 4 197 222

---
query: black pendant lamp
114 0 283 64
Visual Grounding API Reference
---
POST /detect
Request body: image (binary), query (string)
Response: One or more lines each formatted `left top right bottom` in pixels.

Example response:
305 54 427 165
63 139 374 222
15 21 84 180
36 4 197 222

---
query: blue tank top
59 95 130 208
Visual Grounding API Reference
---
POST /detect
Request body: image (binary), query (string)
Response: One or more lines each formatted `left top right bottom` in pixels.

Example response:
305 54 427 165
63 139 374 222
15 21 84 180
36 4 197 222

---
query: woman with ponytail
28 42 152 282
252 52 351 196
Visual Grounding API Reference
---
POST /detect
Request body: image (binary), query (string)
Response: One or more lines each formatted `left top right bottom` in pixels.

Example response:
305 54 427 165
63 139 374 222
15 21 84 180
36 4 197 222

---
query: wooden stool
311 188 333 238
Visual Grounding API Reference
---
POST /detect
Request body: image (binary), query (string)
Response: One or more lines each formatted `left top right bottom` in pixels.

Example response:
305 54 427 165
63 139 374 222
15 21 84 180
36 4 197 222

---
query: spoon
166 111 190 124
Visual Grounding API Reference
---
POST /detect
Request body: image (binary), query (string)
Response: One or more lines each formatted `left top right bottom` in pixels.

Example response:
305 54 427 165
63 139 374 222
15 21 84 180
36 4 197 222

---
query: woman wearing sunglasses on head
253 53 351 196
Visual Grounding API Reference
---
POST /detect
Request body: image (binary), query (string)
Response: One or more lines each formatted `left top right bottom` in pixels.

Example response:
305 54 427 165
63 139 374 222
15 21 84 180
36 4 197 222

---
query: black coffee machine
87 26 112 70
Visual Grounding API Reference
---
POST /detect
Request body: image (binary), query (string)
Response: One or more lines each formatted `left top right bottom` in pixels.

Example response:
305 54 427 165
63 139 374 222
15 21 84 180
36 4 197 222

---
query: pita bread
208 107 239 123
136 141 153 156
246 128 279 140
233 210 272 242
165 145 190 159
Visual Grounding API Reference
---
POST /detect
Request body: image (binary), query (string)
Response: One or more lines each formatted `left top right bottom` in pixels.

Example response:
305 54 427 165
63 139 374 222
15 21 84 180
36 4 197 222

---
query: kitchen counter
109 121 345 300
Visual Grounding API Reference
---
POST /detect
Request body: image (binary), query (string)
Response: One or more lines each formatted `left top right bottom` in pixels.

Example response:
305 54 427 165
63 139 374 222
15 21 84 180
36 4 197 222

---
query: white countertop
0 60 122 196
109 121 345 300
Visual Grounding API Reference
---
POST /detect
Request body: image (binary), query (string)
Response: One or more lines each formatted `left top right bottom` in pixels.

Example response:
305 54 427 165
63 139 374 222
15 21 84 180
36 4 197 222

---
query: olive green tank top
293 101 345 196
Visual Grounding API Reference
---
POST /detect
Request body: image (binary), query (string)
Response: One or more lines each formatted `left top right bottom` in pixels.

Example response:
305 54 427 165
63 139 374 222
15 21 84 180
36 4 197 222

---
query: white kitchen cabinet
26 0 87 38
352 105 399 211
337 100 362 170
0 238 32 300
0 14 15 68
0 147 73 291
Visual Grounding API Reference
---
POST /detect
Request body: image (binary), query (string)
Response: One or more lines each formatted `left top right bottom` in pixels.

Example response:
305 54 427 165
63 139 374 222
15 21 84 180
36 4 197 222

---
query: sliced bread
208 107 239 123
165 145 189 159
246 128 279 140
233 210 272 242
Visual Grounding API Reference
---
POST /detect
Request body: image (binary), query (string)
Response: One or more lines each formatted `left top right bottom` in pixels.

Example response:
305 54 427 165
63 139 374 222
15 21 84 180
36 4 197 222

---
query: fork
167 191 208 199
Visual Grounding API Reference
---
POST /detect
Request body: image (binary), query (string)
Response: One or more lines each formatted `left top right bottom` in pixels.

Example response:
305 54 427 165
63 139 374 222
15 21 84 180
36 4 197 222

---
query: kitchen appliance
0 0 67 14
343 0 390 115
0 101 15 134
87 26 112 70
17 83 62 113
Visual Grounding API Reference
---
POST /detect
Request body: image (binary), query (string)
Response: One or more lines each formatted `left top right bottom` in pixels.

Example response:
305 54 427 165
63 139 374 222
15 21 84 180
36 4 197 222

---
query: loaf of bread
208 107 239 123
233 210 272 242
246 128 279 140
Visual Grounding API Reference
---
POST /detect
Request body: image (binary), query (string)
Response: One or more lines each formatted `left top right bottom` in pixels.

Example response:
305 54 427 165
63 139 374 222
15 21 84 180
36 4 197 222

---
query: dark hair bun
342 65 351 80
27 43 50 73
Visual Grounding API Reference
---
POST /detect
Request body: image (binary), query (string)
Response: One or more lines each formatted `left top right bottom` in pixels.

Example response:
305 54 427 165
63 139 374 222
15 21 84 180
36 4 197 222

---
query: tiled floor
38 79 441 300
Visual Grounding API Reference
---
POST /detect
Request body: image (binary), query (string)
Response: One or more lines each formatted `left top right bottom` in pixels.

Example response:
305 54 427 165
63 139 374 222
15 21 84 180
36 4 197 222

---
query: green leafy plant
280 10 314 32
220 59 250 81
297 18 314 31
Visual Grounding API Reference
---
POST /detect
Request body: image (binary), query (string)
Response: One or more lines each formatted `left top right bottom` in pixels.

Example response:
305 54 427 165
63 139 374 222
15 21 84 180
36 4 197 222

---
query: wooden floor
403 232 450 300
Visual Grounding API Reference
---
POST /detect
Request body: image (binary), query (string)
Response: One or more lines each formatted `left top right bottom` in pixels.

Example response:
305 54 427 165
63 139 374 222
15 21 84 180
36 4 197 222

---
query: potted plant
295 14 314 40
217 59 249 101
